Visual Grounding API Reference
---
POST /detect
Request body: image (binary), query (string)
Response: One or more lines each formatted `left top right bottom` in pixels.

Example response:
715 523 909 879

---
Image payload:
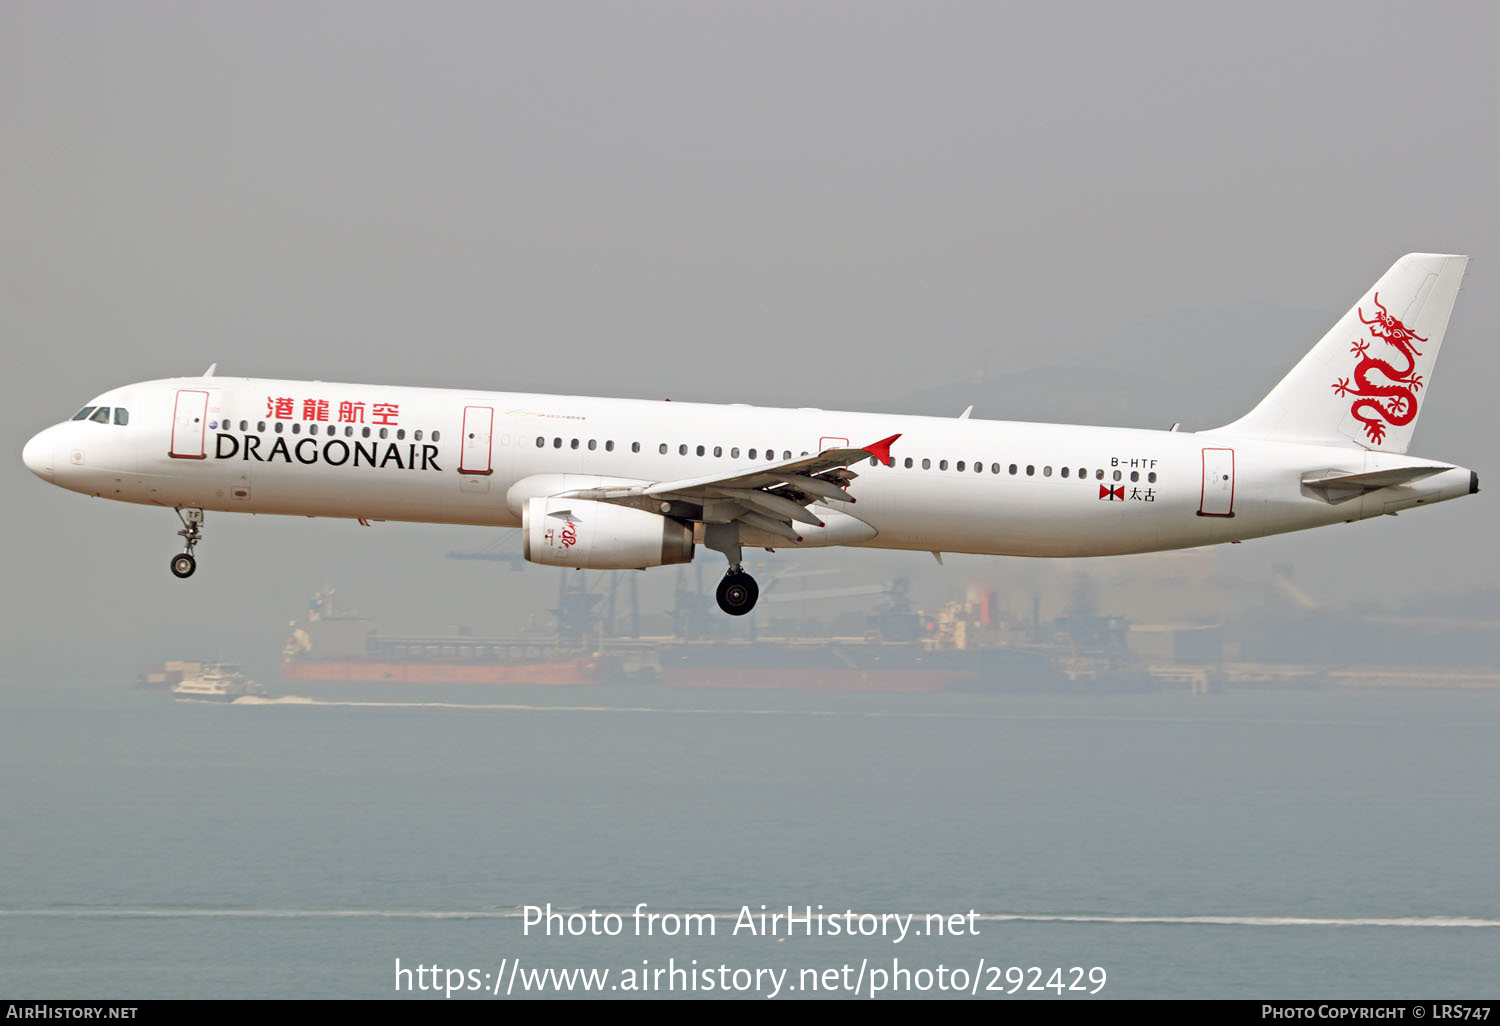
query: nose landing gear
170 508 204 579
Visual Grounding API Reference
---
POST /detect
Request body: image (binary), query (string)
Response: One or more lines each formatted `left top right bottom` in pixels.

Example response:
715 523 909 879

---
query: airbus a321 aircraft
21 254 1478 616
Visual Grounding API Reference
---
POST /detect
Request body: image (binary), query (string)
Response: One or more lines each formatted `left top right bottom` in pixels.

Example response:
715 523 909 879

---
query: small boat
170 662 266 702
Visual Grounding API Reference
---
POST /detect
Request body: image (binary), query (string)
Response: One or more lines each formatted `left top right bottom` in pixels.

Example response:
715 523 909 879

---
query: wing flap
709 487 826 527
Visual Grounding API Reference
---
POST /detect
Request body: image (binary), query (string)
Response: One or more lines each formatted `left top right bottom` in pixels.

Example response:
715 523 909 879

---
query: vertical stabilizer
1213 254 1467 453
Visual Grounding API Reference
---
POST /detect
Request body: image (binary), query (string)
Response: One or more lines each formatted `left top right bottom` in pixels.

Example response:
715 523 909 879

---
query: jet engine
522 497 694 569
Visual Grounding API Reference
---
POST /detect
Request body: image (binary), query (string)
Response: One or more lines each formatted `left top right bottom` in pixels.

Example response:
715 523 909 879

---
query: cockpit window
72 407 96 421
89 407 111 424
113 408 129 426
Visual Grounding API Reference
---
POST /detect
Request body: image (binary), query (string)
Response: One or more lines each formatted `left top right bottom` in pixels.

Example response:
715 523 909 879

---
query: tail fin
1213 253 1467 453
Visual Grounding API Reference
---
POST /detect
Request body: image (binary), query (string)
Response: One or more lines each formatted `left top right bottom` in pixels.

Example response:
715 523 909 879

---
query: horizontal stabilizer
1301 465 1448 504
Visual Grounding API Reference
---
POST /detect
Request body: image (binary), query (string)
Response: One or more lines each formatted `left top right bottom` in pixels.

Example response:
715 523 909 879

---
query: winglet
862 433 901 467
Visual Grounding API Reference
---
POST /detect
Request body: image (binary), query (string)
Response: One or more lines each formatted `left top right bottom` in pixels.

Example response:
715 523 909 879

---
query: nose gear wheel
171 508 204 579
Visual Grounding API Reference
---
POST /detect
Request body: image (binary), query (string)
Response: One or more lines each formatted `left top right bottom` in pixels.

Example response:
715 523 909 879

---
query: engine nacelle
522 497 695 569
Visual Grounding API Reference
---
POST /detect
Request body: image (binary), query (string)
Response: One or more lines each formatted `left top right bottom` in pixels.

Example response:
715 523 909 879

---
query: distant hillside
872 302 1329 431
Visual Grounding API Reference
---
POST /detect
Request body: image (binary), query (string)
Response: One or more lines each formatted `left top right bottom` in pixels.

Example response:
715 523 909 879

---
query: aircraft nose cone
22 430 53 480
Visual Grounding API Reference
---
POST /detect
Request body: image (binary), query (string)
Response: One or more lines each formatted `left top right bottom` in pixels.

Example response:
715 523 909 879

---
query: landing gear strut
170 508 204 579
704 521 759 616
716 570 759 616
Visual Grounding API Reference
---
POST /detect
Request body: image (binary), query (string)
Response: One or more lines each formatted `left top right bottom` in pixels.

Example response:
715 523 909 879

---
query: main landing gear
703 522 760 616
716 569 759 616
170 508 204 579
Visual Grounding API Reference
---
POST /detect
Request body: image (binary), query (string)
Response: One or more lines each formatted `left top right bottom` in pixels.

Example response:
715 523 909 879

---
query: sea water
1 679 1496 998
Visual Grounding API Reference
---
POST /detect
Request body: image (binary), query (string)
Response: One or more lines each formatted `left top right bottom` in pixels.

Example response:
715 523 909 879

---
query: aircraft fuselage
22 376 1475 558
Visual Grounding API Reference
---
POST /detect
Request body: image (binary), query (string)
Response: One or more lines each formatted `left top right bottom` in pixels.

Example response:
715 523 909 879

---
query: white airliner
21 254 1478 615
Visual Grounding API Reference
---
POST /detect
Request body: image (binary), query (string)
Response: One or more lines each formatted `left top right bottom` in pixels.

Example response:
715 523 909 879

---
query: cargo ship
278 579 1094 693
654 638 1061 692
281 588 618 686
136 660 197 689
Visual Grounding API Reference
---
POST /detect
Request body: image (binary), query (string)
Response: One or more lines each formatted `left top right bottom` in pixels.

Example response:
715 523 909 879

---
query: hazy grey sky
5 2 1499 671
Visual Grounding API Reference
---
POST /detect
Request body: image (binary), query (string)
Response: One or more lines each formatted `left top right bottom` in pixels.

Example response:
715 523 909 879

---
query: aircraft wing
563 433 900 540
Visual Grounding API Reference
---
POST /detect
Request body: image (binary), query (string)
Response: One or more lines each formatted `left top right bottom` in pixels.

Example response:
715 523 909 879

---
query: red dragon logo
1332 292 1427 445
